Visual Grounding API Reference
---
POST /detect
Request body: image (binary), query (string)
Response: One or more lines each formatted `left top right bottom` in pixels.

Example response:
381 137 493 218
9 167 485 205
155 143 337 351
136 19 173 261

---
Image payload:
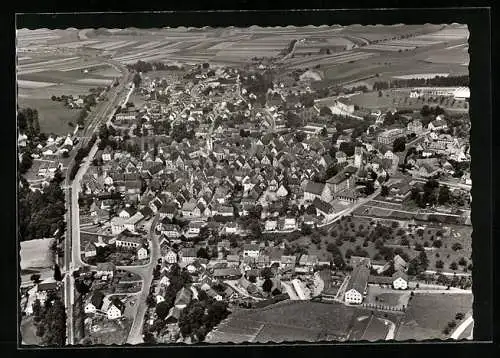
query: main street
63 59 130 345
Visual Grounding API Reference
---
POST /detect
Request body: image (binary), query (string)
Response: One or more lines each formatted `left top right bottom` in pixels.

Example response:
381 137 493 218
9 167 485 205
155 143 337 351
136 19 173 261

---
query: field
85 317 132 345
16 97 80 136
348 315 389 341
20 238 54 270
206 301 357 343
396 293 473 340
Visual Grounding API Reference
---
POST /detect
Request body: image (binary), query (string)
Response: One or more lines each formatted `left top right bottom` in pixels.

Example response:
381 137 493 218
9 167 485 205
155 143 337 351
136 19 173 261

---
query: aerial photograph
17 23 472 346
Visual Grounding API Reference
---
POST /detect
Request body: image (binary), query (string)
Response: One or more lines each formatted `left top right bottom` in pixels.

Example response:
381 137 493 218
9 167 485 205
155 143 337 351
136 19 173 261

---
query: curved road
450 315 473 340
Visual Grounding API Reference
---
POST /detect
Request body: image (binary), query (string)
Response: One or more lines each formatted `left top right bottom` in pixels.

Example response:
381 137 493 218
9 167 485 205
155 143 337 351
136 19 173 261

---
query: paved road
126 214 161 345
450 315 474 340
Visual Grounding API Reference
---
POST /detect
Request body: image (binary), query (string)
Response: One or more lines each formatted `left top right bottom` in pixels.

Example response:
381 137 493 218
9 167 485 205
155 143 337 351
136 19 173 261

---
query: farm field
20 238 55 270
207 301 357 343
396 293 473 340
17 97 80 136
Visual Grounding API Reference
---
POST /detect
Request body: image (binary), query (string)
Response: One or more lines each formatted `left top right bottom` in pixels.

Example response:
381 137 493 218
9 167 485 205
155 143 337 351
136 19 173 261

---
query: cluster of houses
23 278 62 316
343 255 410 305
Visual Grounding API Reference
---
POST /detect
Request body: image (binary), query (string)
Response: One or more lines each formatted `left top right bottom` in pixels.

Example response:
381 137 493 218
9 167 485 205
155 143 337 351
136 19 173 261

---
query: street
63 60 130 345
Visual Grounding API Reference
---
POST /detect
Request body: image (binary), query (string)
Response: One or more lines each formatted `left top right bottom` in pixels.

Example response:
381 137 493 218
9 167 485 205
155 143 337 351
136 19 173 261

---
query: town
18 24 473 346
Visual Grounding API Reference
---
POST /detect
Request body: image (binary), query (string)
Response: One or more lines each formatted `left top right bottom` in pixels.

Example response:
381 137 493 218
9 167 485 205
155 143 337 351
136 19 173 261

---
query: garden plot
75 78 114 86
362 44 416 52
88 40 130 50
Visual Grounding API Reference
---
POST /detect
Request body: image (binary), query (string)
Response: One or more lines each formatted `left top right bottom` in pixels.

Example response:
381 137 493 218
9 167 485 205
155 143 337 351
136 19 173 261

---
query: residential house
243 244 260 257
164 250 178 264
179 248 197 264
304 181 332 202
95 262 116 279
115 230 143 249
174 287 193 309
106 298 125 320
137 246 149 260
84 291 105 314
344 263 370 304
213 267 242 280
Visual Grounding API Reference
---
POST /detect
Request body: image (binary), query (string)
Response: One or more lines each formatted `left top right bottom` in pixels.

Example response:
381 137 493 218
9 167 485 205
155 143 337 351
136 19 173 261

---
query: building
304 181 332 202
213 267 242 280
106 299 125 320
354 146 364 168
115 230 144 249
392 271 409 290
407 119 423 134
96 262 116 279
164 249 177 264
174 287 193 309
344 263 370 304
428 117 448 131
243 244 260 257
377 128 404 145
110 217 127 235
179 248 197 264
84 291 105 314
326 166 357 194
137 246 149 260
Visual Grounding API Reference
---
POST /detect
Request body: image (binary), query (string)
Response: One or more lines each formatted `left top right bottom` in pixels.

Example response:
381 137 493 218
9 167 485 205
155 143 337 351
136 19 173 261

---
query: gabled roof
304 181 325 195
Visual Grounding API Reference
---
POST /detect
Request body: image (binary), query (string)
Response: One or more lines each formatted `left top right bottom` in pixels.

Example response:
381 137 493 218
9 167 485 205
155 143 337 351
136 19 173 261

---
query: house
428 117 448 131
243 244 260 257
165 306 182 324
96 262 116 279
110 217 127 235
179 248 197 264
344 263 370 304
369 271 409 290
213 267 242 280
115 230 143 249
393 254 408 272
164 250 177 264
312 197 334 216
392 271 409 290
137 246 149 260
106 298 125 320
149 198 163 213
377 128 404 145
185 221 205 237
265 219 277 231
336 151 347 163
84 291 104 314
124 212 145 232
161 224 181 238
118 206 137 219
174 287 193 309
159 203 178 219
83 242 97 258
298 254 318 268
304 181 332 202
407 119 423 134
206 288 223 301
280 217 297 231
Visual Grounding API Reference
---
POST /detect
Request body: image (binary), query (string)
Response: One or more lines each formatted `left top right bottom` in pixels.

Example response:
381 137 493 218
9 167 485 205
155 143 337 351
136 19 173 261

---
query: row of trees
69 134 97 180
372 75 469 91
127 60 182 73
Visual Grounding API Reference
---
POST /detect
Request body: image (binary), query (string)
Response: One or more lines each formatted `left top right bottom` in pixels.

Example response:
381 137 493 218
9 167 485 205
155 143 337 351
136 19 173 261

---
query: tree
433 239 443 248
261 267 273 279
438 185 451 205
449 261 458 270
248 275 257 283
339 142 355 157
458 257 467 266
196 247 210 259
133 72 142 87
393 136 406 152
451 242 463 251
378 90 383 97
320 127 328 137
320 106 332 116
155 301 170 319
262 278 273 293
435 260 444 269
53 264 62 281
381 185 389 197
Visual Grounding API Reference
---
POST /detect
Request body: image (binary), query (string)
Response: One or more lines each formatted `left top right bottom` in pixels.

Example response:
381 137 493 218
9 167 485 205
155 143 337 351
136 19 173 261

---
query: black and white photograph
15 11 484 348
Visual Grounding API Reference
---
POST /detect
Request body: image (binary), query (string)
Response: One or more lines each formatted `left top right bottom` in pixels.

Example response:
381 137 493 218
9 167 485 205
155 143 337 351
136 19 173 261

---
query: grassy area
20 316 42 346
85 317 132 345
20 238 55 270
396 292 472 341
17 97 80 136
